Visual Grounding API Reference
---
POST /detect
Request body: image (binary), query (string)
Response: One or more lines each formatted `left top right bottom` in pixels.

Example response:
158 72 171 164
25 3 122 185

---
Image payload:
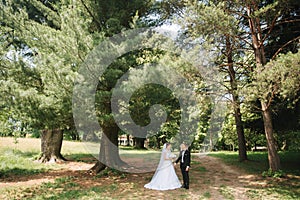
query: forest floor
0 137 299 199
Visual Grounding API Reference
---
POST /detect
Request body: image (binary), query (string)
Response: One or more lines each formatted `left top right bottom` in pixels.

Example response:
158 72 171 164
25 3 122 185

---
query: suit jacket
175 149 191 167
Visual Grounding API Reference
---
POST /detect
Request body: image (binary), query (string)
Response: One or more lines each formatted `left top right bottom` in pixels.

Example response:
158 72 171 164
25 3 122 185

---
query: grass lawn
209 151 300 200
1 137 299 200
209 151 300 175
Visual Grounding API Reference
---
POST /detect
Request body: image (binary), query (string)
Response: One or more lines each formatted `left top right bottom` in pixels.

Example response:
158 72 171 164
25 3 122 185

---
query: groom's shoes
181 185 189 189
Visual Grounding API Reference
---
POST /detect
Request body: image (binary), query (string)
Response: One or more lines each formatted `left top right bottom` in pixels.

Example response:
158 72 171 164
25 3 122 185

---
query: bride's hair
165 143 171 148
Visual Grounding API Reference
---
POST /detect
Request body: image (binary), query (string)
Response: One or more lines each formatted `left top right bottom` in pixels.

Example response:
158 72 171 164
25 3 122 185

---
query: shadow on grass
0 168 47 179
64 153 97 163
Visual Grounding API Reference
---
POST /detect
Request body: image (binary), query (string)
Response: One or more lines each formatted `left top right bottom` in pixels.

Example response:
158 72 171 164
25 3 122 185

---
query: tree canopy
0 0 299 173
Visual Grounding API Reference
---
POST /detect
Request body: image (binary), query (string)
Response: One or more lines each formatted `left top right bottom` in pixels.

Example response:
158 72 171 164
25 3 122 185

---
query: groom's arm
187 151 191 166
186 151 191 170
175 152 181 163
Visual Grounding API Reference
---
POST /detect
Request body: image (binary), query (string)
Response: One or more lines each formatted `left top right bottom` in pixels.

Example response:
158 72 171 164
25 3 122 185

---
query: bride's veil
154 143 168 172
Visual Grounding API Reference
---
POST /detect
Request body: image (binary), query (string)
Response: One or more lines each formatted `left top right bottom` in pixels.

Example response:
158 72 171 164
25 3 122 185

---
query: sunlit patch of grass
0 137 41 153
246 183 300 200
0 149 58 178
3 176 111 200
210 151 300 199
202 191 211 199
219 184 234 200
246 189 262 199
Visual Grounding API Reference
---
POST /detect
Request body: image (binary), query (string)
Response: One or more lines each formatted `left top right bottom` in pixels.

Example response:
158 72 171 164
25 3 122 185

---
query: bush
262 169 286 178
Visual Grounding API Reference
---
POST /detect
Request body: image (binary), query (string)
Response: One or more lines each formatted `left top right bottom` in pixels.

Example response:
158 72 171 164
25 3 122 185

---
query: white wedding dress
144 144 181 190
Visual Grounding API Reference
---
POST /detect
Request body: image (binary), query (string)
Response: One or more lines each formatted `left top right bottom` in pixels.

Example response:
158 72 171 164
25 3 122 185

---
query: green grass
19 176 111 200
209 151 300 200
208 151 300 175
203 191 211 199
0 148 58 178
196 166 208 172
3 175 124 200
246 182 300 200
219 184 234 200
1 137 300 200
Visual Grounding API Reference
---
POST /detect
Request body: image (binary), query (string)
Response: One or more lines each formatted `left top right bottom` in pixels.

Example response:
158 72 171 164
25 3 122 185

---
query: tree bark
133 137 145 149
226 35 248 161
247 3 281 171
156 136 161 149
261 102 281 171
126 134 130 146
38 129 66 163
90 123 126 173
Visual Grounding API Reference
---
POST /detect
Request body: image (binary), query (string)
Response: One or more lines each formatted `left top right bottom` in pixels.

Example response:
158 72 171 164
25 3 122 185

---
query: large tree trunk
38 129 66 163
247 3 281 171
226 36 248 161
126 134 130 146
261 102 281 171
90 123 126 173
133 137 145 149
233 105 247 161
156 136 161 149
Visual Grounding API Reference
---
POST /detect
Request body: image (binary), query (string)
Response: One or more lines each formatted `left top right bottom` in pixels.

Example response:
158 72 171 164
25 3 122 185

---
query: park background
1 0 300 199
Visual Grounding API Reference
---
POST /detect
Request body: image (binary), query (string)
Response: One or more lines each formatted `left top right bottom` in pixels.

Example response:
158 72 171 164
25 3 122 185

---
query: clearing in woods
0 137 299 199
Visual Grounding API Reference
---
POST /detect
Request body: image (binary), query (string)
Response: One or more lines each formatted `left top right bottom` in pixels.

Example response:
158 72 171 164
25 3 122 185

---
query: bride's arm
163 152 172 160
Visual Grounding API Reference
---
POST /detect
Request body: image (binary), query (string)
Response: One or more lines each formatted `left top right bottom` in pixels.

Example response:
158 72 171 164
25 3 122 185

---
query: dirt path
0 155 264 199
193 155 254 199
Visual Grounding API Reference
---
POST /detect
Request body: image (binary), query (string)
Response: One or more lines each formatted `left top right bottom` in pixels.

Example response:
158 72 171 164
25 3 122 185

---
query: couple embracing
144 143 191 190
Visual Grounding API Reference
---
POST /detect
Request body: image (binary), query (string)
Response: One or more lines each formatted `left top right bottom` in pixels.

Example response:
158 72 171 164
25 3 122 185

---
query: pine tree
0 0 97 162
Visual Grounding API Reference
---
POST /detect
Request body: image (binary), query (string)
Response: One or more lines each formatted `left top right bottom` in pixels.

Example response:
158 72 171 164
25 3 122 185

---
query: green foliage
0 0 98 133
181 1 239 37
82 0 156 34
176 0 300 160
262 169 286 178
245 51 300 107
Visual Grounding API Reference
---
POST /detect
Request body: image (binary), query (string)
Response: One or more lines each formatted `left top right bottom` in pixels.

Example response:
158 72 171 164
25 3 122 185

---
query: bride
144 143 181 190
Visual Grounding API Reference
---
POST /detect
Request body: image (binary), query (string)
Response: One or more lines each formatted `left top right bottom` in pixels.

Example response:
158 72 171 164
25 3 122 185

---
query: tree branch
272 35 300 59
79 0 102 30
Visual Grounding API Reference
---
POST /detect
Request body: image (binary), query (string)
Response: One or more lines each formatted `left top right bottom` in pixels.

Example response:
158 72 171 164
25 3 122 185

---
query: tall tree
79 0 158 173
0 0 96 162
245 0 300 171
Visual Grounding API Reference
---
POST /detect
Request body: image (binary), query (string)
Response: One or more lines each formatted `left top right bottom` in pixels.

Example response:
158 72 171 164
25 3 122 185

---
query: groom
174 143 191 189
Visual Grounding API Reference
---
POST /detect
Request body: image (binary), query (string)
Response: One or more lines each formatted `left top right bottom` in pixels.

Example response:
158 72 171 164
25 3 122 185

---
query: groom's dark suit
175 149 191 189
